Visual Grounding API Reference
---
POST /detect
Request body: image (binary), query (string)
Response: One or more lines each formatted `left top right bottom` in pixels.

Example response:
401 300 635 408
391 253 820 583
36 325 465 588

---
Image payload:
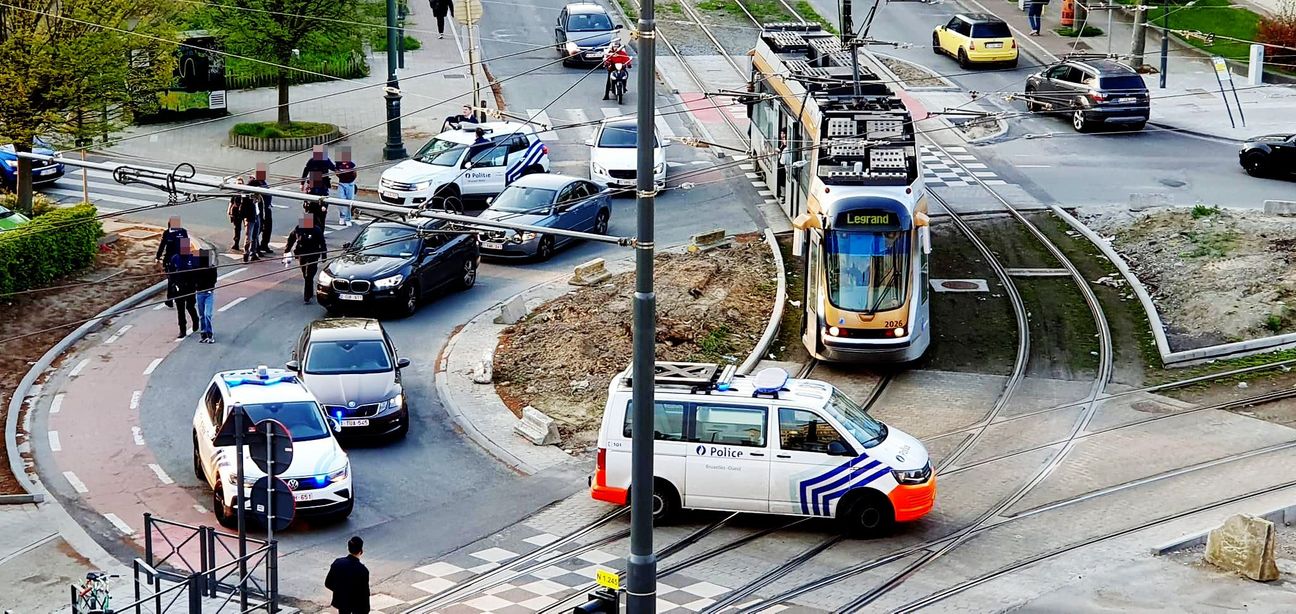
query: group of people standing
156 217 218 342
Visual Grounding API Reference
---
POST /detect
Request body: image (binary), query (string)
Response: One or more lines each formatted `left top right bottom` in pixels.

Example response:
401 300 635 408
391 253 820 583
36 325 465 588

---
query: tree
0 0 178 214
1258 0 1296 74
201 0 365 126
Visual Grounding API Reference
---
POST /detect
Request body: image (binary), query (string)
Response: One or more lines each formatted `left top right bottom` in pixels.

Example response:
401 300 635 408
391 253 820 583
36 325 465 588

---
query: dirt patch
493 237 776 448
877 55 946 88
0 226 164 495
1083 206 1296 350
952 116 1004 141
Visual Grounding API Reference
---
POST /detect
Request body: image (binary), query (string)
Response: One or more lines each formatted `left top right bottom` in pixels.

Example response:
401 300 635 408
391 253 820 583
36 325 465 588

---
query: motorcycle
609 63 629 105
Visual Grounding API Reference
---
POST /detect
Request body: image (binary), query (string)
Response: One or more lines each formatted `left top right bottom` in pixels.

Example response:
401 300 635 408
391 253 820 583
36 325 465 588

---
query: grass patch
1145 0 1262 62
617 0 639 19
696 324 736 359
1054 25 1104 37
770 233 809 363
373 34 422 52
922 220 1017 375
1191 204 1222 219
231 121 336 139
1181 229 1238 259
698 0 787 23
795 1 838 33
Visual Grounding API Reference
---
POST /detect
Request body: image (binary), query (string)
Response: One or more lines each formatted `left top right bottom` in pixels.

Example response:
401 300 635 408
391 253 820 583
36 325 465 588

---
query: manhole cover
941 280 980 290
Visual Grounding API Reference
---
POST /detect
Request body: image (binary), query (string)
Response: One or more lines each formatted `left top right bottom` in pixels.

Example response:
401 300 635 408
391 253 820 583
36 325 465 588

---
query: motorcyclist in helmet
602 42 633 101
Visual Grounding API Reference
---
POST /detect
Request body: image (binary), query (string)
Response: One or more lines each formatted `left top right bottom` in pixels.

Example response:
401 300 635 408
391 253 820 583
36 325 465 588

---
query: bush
0 192 61 217
1191 204 1222 219
1258 12 1296 71
1054 25 1104 37
0 203 101 295
230 121 337 139
372 34 422 52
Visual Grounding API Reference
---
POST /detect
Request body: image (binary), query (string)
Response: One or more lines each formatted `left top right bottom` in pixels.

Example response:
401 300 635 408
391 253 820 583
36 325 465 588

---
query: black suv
316 219 480 317
1024 57 1149 132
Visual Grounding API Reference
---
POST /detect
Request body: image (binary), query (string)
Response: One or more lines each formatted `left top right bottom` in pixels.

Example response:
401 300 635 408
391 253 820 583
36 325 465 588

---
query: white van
378 121 550 209
592 363 935 535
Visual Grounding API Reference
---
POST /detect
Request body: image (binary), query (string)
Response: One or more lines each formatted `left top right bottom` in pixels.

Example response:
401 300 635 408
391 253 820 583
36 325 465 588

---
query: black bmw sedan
1239 133 1295 178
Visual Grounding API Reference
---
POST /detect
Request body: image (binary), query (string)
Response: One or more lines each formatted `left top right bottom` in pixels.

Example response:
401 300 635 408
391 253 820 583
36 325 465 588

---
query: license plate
341 419 370 427
39 168 55 175
481 241 504 250
986 42 1003 48
293 490 317 502
382 191 399 200
338 293 363 301
1117 97 1136 103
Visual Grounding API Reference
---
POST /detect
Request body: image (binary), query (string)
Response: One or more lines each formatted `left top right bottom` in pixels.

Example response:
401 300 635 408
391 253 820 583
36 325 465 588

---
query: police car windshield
305 340 392 375
490 186 556 213
0 206 14 219
413 137 466 166
824 389 887 448
243 402 330 441
352 226 419 258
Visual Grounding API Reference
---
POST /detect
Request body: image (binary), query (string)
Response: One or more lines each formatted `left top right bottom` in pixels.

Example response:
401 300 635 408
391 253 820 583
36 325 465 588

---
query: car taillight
969 41 977 50
1011 40 1017 49
596 447 606 472
1089 92 1107 103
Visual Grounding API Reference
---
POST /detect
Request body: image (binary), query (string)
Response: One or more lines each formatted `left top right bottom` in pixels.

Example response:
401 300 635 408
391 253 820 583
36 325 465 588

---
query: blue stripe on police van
797 452 869 515
820 465 892 517
808 459 881 516
506 141 545 184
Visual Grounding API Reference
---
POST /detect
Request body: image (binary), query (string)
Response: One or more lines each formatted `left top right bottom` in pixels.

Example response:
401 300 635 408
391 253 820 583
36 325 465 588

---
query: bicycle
74 571 117 614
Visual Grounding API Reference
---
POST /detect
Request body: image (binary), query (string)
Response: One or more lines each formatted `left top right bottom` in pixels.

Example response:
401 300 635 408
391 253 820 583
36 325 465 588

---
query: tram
747 24 930 363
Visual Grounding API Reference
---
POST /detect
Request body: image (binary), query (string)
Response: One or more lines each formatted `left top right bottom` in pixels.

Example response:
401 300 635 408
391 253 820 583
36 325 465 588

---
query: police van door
769 408 877 517
463 141 510 195
683 403 771 512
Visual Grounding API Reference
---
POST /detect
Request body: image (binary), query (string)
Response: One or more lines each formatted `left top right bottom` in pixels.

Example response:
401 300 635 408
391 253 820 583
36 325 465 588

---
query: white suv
379 121 551 209
192 366 354 528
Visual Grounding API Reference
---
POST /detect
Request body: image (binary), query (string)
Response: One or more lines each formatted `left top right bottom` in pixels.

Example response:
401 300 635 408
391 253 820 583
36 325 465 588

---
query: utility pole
1131 2 1147 68
1159 6 1169 88
627 0 658 609
383 0 408 160
469 23 481 119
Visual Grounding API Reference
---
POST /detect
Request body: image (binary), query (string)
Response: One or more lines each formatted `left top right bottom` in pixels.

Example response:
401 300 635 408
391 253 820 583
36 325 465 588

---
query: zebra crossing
41 166 235 214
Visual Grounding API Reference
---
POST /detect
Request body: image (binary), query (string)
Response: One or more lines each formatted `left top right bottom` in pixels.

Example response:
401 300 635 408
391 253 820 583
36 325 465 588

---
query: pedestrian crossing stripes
920 144 1009 188
43 166 228 213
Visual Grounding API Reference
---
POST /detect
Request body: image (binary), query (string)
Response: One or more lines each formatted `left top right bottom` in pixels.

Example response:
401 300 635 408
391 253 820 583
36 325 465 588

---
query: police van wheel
651 479 680 524
192 435 204 482
213 487 237 529
836 491 894 538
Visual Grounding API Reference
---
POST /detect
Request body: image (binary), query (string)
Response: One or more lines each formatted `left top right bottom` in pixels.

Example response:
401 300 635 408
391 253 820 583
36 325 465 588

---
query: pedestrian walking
228 178 252 252
335 147 358 227
302 145 336 229
324 536 370 614
243 191 263 263
1026 0 1047 35
155 216 188 308
285 215 327 304
169 238 202 339
430 0 453 39
195 248 218 343
249 168 275 254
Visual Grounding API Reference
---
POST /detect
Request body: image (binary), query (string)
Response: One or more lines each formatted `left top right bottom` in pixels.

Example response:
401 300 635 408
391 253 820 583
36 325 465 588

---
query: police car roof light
751 367 789 399
223 369 297 387
257 365 269 379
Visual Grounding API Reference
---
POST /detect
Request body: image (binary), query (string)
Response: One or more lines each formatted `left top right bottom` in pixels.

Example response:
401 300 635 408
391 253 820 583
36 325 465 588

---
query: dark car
1024 57 1149 132
477 174 611 261
288 318 411 439
1239 133 1296 178
316 219 479 317
555 3 621 66
0 140 65 188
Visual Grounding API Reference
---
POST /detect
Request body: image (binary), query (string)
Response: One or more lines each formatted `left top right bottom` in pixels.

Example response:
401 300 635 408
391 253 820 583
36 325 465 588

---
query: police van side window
622 401 687 441
778 408 847 454
205 384 224 426
691 404 766 447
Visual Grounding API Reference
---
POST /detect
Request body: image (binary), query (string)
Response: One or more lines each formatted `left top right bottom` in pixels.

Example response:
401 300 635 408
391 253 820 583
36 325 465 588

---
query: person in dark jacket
194 248 219 343
284 215 327 304
155 216 188 308
430 0 453 38
301 145 337 194
169 239 202 339
442 104 478 131
248 168 274 255
228 177 253 251
324 536 369 614
1026 0 1047 35
242 192 263 263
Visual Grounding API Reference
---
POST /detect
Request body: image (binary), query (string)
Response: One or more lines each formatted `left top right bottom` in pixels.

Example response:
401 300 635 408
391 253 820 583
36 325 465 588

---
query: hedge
0 203 101 295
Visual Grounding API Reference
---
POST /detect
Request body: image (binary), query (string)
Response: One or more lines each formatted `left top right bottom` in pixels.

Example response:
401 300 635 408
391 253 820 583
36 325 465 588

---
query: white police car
192 366 354 527
378 121 551 209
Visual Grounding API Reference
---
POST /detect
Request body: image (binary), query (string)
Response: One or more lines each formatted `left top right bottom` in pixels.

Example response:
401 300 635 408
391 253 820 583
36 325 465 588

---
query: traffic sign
1212 56 1229 78
250 419 293 476
453 0 483 25
595 568 620 591
249 476 295 531
213 405 254 447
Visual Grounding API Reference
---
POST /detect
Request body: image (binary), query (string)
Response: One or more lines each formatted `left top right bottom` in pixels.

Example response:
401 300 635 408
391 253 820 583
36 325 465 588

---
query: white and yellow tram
747 24 931 363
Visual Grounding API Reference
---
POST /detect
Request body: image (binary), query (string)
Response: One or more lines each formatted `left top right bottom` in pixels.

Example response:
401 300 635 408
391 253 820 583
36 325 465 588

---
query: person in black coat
324 536 370 614
248 172 275 254
155 216 188 308
284 215 328 304
168 238 202 339
430 0 454 38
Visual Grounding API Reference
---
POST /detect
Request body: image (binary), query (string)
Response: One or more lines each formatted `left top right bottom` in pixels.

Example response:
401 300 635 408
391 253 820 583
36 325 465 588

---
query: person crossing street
285 215 327 304
248 169 275 254
155 216 188 308
194 248 218 343
169 238 202 339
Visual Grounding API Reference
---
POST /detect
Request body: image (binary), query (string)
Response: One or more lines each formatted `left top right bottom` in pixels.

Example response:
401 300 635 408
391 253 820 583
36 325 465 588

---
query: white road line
744 172 759 179
49 431 62 452
129 390 142 410
963 162 989 169
752 181 766 188
103 513 134 535
567 109 593 144
218 296 246 312
148 463 174 485
758 190 773 196
739 164 755 171
153 304 166 310
973 171 998 178
216 267 247 281
131 426 145 446
63 471 88 493
600 107 624 121
50 393 65 414
143 358 163 376
1016 164 1051 168
104 324 132 344
655 115 676 140
193 504 209 514
68 359 90 377
527 109 557 141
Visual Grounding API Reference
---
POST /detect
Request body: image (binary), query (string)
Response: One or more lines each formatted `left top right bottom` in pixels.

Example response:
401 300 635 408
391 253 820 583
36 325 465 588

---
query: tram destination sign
836 209 903 231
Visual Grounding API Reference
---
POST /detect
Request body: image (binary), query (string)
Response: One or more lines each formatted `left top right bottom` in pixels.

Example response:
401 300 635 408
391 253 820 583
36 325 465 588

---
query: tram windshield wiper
865 264 900 314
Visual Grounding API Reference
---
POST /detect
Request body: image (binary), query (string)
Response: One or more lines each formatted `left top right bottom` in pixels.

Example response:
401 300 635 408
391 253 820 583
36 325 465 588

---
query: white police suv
192 366 354 527
378 121 551 209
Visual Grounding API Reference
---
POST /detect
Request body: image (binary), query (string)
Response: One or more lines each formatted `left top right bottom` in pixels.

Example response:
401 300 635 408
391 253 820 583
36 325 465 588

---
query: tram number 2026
885 321 906 328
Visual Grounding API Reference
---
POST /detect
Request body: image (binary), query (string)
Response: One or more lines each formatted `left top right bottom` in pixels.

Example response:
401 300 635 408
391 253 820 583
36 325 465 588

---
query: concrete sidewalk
963 0 1296 142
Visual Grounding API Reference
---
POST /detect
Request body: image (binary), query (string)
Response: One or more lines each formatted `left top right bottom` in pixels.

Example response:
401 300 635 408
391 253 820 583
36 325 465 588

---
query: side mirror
397 357 411 369
342 241 352 249
485 196 494 205
615 24 625 30
464 161 474 170
584 138 594 146
422 246 435 257
285 360 301 372
328 417 342 433
827 441 853 456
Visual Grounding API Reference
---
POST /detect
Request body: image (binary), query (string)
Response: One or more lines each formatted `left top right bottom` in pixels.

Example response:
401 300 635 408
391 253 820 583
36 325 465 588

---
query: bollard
1249 44 1265 86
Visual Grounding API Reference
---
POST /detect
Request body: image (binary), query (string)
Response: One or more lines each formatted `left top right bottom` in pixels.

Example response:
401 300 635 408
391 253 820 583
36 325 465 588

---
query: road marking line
758 190 773 196
148 463 174 485
143 358 163 376
132 426 145 446
567 109 593 144
49 431 62 452
103 513 134 535
655 115 676 140
739 164 754 171
104 324 132 344
1016 164 1051 168
50 393 65 414
217 267 247 281
64 471 88 493
752 181 766 188
744 172 759 179
527 109 557 141
69 359 90 377
130 390 142 410
153 304 166 310
963 162 988 169
218 297 246 312
193 504 209 514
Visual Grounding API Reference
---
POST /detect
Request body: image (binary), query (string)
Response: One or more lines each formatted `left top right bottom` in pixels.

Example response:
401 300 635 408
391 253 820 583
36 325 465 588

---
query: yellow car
933 14 1018 69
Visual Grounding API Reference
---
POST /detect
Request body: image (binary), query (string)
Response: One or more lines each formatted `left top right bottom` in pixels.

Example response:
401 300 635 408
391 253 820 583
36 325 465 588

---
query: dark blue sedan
477 174 611 261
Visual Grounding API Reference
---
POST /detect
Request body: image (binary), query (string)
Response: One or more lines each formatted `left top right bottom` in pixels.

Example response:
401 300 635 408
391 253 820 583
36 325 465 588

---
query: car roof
307 318 386 342
957 13 1004 23
1067 58 1138 75
217 368 316 404
436 121 535 144
509 173 584 189
565 2 608 14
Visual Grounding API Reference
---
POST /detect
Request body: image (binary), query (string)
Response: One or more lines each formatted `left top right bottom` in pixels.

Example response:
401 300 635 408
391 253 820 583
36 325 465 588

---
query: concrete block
493 294 528 325
1204 513 1280 581
471 351 493 384
688 228 732 253
1129 192 1172 210
569 258 612 286
1264 200 1296 216
514 406 560 446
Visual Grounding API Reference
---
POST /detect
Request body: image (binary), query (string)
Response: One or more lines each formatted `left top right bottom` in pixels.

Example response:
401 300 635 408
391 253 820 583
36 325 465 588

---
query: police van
591 363 935 535
378 121 551 209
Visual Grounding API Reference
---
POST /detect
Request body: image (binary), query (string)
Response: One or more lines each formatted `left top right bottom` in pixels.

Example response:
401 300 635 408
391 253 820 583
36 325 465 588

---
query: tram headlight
894 326 905 337
827 326 840 337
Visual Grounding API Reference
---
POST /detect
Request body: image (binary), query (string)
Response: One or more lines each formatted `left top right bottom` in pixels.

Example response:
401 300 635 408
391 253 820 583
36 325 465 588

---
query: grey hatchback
287 318 411 440
477 174 611 260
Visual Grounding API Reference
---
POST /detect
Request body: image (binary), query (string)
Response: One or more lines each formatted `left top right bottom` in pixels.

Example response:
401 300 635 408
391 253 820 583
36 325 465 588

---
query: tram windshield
824 230 910 313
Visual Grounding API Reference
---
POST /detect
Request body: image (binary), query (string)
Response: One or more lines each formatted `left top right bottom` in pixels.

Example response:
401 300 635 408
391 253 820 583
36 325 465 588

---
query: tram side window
806 231 821 311
691 404 767 447
752 99 777 142
623 401 688 441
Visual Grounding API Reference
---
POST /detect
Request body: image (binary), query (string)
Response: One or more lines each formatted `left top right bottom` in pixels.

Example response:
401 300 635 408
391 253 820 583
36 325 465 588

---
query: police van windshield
413 137 466 166
243 402 330 441
823 389 887 448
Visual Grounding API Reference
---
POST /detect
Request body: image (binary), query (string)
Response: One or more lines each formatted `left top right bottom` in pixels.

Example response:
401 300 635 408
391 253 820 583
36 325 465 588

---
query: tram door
802 229 822 353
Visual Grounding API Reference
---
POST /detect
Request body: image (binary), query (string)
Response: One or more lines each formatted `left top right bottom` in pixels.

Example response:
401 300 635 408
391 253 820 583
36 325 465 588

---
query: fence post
133 560 142 614
143 513 153 567
198 525 209 597
70 584 78 614
204 526 216 596
187 574 202 614
154 569 162 614
267 540 279 614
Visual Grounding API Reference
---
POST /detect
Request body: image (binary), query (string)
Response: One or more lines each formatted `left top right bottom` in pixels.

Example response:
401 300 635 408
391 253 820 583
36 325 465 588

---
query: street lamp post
628 0 659 610
383 0 408 160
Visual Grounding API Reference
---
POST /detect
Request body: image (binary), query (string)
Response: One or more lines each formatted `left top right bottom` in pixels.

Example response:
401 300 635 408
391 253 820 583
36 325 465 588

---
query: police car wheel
837 492 894 538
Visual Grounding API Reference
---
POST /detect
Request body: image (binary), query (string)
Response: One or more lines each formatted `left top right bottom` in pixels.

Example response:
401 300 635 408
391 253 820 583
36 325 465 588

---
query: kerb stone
493 294 528 325
1204 513 1280 581
514 406 560 446
569 258 612 286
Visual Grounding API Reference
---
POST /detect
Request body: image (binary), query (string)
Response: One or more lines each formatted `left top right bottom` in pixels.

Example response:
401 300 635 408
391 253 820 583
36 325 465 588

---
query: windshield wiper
865 265 900 314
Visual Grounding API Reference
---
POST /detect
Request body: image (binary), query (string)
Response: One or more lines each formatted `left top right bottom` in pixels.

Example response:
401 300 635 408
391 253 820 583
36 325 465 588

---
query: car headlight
411 180 434 191
518 231 538 243
591 162 606 175
654 162 665 174
374 274 404 289
566 41 579 54
317 269 334 285
327 464 349 485
378 393 404 413
892 462 932 485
